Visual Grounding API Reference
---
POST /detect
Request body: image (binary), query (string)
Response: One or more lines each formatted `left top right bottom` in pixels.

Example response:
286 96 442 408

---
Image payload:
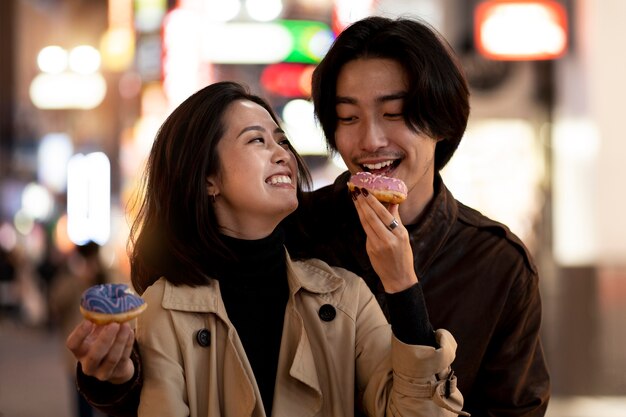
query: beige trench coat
136 253 465 417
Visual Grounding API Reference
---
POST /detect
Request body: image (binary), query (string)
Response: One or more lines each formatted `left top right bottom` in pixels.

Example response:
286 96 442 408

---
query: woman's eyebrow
237 126 285 137
237 125 266 138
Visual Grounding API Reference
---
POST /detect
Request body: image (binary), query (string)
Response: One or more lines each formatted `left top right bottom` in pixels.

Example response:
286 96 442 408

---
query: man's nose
359 119 388 151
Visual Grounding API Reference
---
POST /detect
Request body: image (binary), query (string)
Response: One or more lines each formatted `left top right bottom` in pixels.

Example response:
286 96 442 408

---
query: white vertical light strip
552 119 599 266
67 152 111 246
162 8 205 109
442 119 543 248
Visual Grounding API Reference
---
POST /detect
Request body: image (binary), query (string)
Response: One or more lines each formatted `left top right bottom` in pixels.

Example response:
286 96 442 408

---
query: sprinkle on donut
347 172 407 204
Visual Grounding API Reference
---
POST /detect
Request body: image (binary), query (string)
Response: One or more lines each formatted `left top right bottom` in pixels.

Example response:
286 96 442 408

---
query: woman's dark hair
129 81 312 294
312 16 470 170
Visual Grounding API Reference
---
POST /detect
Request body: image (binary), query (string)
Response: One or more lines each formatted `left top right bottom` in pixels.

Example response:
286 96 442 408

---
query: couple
67 15 550 417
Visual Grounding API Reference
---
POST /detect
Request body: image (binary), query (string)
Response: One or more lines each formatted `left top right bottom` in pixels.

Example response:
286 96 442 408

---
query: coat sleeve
353 278 468 417
75 346 142 417
136 281 189 417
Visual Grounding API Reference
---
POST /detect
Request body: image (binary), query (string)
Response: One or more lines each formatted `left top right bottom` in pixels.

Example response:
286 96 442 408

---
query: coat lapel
272 305 322 417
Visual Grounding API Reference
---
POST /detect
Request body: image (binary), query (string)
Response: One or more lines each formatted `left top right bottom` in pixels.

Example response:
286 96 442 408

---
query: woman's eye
278 138 291 148
249 137 265 144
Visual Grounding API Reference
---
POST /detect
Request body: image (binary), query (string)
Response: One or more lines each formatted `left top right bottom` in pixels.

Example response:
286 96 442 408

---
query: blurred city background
1 0 625 416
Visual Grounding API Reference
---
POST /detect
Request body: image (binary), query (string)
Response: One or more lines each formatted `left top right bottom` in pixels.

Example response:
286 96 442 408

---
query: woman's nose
273 143 291 165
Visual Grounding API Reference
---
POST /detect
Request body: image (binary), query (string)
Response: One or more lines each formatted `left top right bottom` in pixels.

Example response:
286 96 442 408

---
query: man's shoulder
453 199 538 275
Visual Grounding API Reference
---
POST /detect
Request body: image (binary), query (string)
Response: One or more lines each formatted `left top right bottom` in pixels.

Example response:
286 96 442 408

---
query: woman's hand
66 319 135 384
351 187 419 293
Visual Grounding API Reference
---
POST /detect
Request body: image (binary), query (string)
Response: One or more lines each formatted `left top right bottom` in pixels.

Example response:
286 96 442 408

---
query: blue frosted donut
80 283 146 324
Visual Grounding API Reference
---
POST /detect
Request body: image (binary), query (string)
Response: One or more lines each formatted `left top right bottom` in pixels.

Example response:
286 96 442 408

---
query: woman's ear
206 177 220 198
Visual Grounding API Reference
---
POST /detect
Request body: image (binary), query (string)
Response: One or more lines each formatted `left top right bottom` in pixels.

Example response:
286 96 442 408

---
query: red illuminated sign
260 63 315 98
474 0 568 60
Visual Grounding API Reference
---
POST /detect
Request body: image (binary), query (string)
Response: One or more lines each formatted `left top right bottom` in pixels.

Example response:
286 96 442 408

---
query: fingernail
361 188 369 197
351 190 357 201
354 187 361 196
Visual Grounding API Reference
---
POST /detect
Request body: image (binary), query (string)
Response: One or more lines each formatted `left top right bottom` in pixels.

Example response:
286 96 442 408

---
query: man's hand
351 187 419 293
66 319 135 384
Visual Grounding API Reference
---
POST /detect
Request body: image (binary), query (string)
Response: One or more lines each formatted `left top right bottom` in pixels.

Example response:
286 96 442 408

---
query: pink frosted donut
347 172 407 204
80 283 147 324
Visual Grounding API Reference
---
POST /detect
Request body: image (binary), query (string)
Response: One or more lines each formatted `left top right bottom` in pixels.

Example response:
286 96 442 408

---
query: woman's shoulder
295 257 362 283
142 277 219 313
141 276 167 301
291 257 370 300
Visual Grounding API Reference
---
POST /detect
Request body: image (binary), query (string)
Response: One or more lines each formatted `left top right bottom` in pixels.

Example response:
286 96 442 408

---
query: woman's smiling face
207 99 298 239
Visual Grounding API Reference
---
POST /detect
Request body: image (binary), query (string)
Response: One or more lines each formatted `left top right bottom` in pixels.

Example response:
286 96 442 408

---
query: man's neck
397 175 436 226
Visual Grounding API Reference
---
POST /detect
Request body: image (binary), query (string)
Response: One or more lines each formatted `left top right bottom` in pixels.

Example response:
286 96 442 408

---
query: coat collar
159 250 345 314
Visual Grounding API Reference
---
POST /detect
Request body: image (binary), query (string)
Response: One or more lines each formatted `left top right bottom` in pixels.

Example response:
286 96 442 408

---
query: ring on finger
387 218 399 231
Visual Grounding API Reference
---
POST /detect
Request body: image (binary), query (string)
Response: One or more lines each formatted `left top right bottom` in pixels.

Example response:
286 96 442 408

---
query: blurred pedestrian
50 241 107 417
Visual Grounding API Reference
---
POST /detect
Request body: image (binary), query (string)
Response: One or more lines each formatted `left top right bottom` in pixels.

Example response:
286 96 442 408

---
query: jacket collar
329 172 458 279
407 174 458 278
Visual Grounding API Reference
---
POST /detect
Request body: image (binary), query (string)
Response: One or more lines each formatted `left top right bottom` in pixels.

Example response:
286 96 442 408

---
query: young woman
91 81 464 417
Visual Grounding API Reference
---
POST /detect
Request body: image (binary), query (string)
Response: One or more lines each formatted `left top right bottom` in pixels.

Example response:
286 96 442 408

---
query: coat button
196 329 211 347
318 304 336 322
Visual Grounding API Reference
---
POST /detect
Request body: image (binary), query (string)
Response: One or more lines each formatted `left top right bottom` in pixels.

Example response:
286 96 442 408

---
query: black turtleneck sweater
207 227 435 416
209 228 288 416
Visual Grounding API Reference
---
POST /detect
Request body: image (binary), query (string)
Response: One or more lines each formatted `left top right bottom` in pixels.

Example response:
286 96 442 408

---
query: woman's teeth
267 175 292 185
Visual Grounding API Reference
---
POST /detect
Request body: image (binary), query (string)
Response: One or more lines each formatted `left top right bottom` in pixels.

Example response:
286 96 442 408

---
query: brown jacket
287 172 550 416
136 254 465 417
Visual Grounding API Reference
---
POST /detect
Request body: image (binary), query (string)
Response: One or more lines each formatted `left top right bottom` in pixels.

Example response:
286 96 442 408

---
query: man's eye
385 113 403 119
337 116 356 123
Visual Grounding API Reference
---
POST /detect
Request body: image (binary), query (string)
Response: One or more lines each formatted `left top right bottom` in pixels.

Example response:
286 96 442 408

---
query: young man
68 15 549 417
290 16 550 416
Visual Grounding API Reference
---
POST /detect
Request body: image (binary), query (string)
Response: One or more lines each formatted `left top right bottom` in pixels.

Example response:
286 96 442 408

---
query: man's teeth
267 175 292 185
363 160 393 170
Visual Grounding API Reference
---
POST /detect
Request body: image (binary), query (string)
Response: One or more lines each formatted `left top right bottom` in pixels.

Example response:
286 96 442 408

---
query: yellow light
100 27 136 72
29 72 107 110
37 45 68 74
69 45 101 74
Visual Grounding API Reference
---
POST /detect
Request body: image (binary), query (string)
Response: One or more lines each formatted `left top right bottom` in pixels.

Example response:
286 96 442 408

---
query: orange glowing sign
475 0 568 60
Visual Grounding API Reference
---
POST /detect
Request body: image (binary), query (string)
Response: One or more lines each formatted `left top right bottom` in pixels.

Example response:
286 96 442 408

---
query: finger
119 324 135 360
104 324 133 367
66 320 95 354
81 322 121 376
99 324 134 381
355 189 400 236
352 191 380 236
110 325 136 383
